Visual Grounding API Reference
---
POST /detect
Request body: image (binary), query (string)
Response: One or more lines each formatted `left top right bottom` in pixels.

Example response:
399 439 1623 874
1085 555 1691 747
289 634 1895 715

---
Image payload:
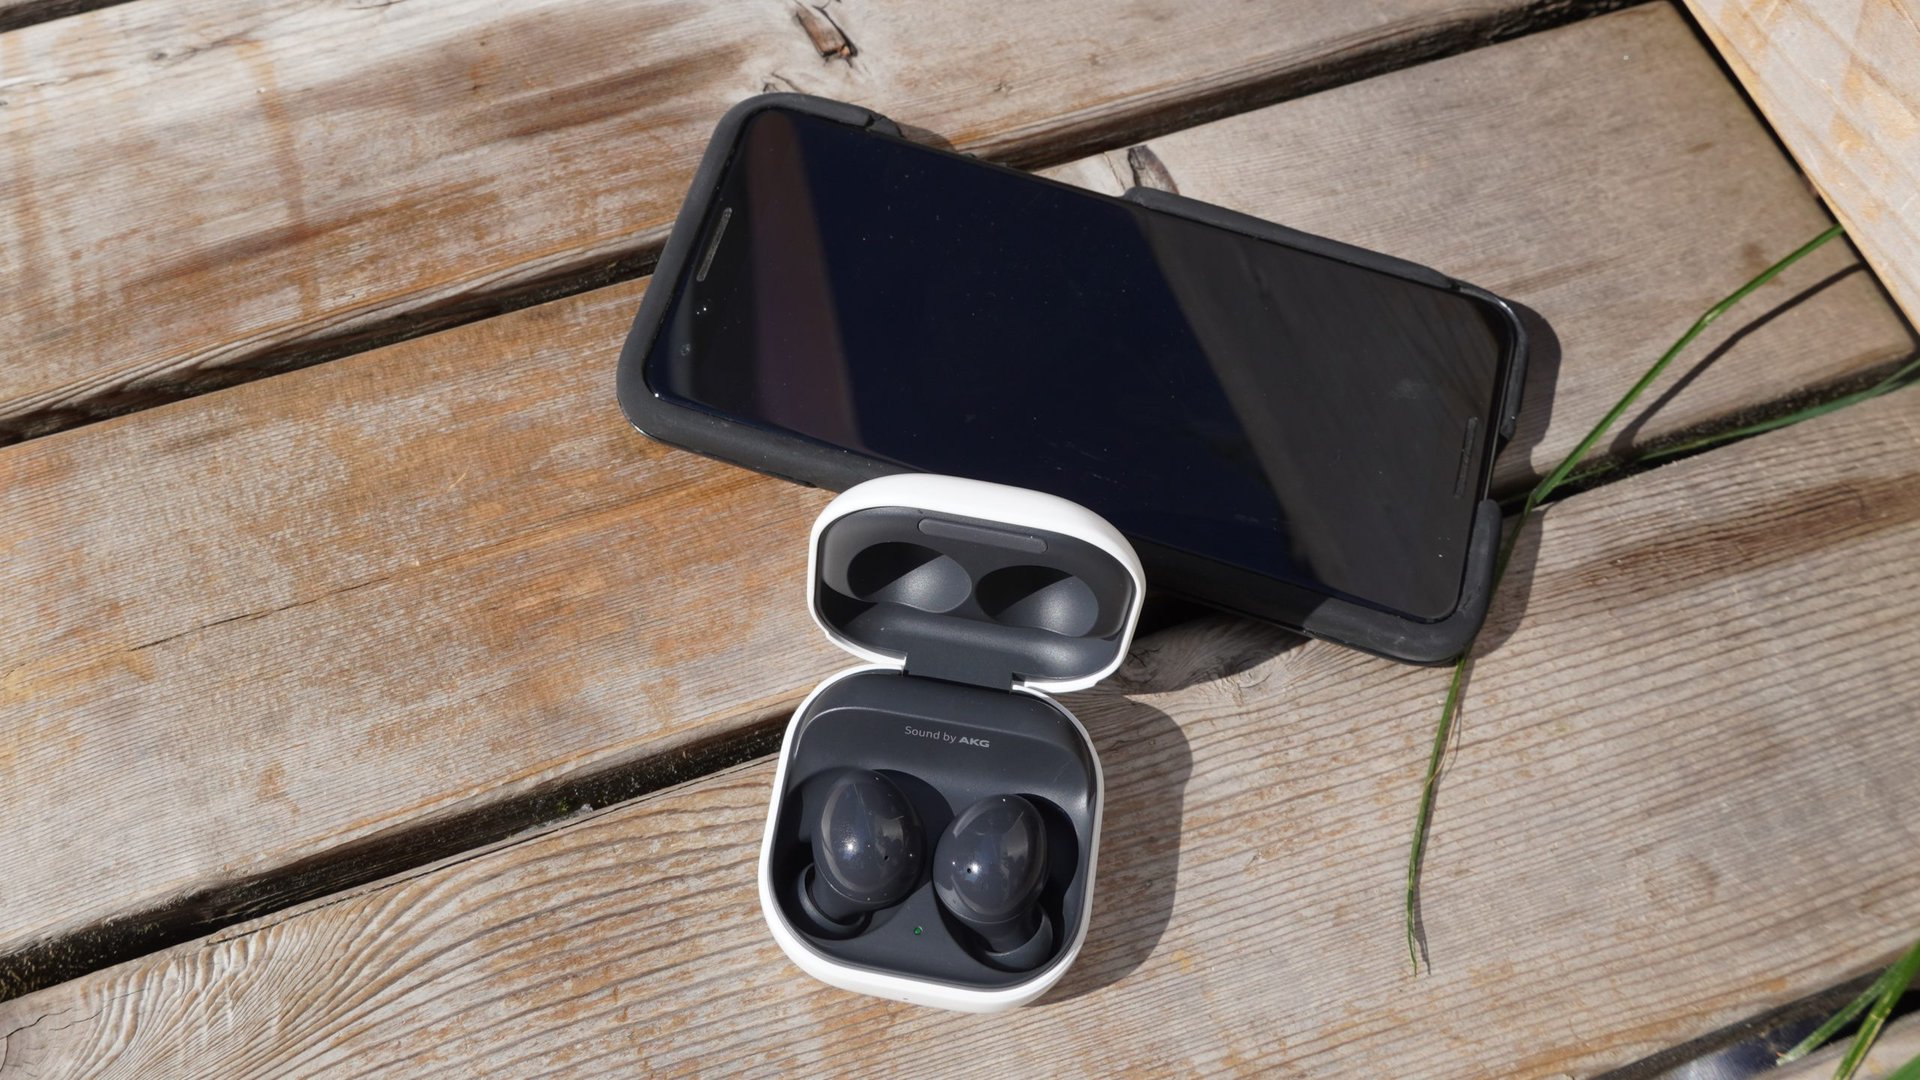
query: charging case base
761 668 1100 1008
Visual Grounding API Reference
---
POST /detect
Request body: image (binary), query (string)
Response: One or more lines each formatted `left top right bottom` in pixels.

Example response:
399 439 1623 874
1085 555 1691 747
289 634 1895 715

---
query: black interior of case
815 507 1134 690
766 673 1096 989
765 506 1136 988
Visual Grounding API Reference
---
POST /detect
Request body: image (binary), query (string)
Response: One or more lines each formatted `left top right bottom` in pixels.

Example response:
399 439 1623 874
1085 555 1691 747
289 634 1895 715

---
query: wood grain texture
1 3 1911 996
1684 0 1920 328
1041 2 1914 493
0 280 844 985
0 0 1618 442
1775 1012 1920 1078
5 384 1920 1078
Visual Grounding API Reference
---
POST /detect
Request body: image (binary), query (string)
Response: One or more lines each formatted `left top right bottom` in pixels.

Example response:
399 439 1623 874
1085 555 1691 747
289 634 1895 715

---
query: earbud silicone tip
796 865 864 939
983 908 1055 973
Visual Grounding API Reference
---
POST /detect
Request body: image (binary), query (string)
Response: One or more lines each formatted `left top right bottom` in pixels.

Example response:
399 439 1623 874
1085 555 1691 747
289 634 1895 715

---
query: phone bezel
616 94 1528 664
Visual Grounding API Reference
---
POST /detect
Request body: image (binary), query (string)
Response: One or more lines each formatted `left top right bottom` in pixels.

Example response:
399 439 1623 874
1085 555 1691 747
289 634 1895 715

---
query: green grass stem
1404 222 1850 972
1777 935 1920 1079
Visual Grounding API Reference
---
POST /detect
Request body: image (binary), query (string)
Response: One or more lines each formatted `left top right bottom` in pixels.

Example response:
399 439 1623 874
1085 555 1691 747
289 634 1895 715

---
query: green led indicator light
913 926 923 936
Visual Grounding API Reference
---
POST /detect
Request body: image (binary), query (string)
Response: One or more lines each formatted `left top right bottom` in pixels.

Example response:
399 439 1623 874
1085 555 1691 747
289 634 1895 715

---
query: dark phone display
646 110 1508 620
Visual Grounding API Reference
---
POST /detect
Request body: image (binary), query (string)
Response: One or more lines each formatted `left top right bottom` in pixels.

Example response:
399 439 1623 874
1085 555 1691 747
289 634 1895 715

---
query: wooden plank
1775 1013 1920 1078
0 0 1616 442
1684 0 1920 327
5 383 1919 1077
0 4 1909 995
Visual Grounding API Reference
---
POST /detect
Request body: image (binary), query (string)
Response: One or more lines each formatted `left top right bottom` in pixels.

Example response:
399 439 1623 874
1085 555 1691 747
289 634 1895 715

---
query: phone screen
644 109 1511 621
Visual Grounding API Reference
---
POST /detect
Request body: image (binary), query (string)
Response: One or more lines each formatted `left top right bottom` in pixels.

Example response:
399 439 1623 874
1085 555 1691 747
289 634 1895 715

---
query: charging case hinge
903 652 1014 693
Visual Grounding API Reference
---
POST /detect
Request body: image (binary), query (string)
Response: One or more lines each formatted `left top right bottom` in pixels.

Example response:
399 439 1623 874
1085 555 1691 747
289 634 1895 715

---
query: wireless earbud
800 769 925 933
933 794 1055 968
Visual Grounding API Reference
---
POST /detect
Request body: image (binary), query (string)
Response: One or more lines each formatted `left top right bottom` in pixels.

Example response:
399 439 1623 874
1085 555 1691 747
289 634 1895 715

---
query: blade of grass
1529 353 1920 497
1404 222 1847 973
1889 1050 1920 1080
1828 937 1920 1080
1403 652 1468 970
1779 972 1898 1065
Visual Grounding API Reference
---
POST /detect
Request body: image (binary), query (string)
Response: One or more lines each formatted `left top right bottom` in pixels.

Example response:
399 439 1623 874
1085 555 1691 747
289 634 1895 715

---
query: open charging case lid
808 474 1146 694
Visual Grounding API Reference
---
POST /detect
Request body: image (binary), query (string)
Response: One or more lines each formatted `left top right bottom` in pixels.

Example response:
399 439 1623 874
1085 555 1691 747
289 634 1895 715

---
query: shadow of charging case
757 474 1146 1011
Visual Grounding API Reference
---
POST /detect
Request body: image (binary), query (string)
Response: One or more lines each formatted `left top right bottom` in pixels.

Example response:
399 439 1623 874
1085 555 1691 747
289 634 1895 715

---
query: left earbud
800 769 925 932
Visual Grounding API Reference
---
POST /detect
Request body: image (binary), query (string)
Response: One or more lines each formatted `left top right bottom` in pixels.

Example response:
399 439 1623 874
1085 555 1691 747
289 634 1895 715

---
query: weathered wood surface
5 383 1919 1078
1 3 1911 996
0 0 1618 442
1776 1013 1920 1079
0 279 849 994
1685 0 1920 328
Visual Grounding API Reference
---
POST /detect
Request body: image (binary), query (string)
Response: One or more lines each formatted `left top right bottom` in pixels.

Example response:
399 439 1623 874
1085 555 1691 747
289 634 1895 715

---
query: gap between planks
1772 1011 1920 1080
0 2 1913 1003
0 697 796 1003
1599 968 1907 1079
0 0 127 34
3 383 1920 1075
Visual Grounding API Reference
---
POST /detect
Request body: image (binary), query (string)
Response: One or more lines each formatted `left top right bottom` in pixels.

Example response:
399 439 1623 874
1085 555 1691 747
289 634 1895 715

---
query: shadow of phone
1469 299 1561 661
1503 299 1565 504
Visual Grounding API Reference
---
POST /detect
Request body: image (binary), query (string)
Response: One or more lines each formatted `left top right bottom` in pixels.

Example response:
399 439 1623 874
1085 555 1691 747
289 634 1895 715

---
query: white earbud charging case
756 474 1145 1012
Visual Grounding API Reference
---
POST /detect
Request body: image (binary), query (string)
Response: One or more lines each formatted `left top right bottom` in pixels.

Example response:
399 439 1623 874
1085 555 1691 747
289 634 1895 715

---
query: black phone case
616 93 1529 665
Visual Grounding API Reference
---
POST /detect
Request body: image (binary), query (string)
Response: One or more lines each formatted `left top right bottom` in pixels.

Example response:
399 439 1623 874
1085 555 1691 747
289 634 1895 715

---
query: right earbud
801 769 925 933
934 794 1055 968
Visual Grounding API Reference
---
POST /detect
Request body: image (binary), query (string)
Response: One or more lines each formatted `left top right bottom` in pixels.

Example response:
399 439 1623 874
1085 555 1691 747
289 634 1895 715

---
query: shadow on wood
1603 260 1905 461
1047 696 1192 1003
1505 300 1565 495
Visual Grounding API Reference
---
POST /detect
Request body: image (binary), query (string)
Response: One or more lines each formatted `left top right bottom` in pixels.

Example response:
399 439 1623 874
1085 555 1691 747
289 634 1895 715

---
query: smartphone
617 95 1527 664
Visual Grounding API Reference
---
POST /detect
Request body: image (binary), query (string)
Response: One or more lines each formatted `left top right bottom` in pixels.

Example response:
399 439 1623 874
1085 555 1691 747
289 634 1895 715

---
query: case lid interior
808 474 1145 693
